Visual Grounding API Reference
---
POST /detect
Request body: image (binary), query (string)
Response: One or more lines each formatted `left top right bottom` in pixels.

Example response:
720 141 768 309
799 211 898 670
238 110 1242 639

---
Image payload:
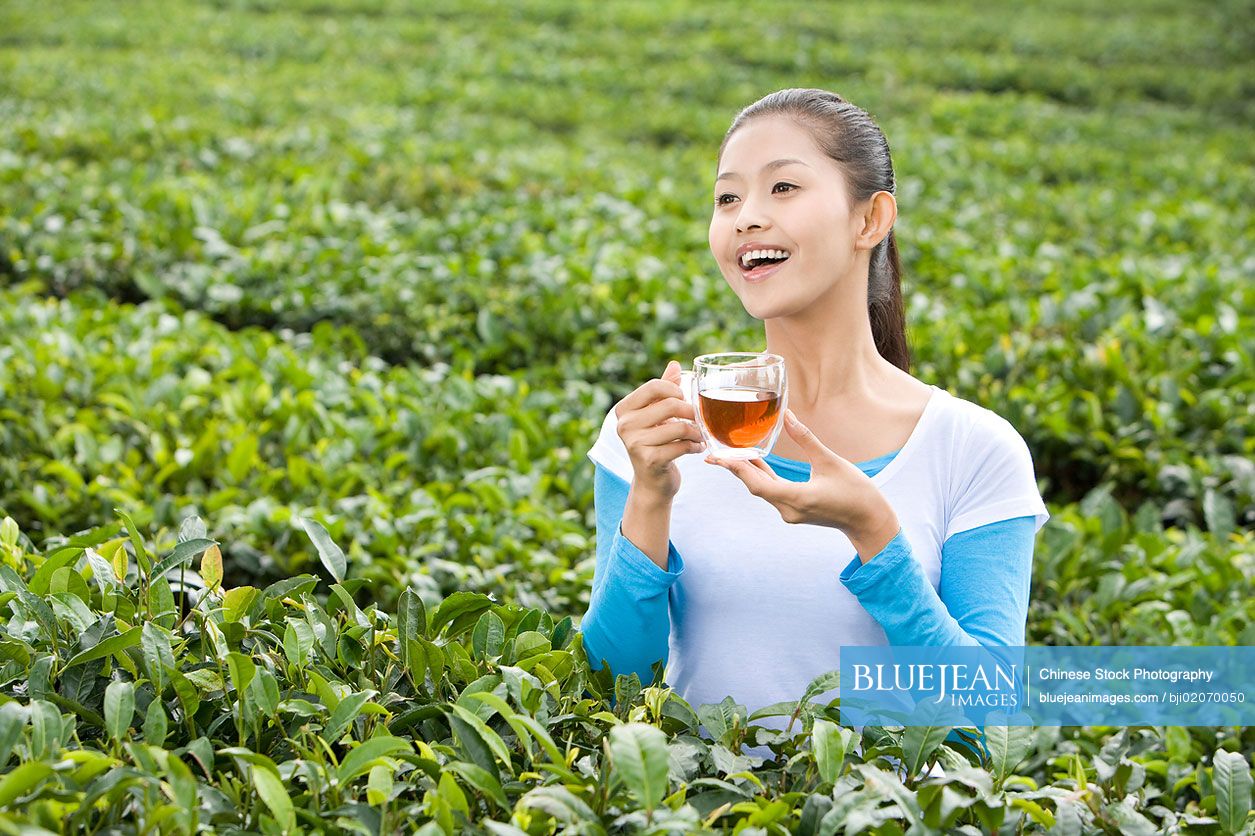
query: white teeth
739 248 790 269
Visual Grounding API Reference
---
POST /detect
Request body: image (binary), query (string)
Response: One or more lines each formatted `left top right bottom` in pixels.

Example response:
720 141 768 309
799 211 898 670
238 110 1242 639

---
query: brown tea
699 386 781 448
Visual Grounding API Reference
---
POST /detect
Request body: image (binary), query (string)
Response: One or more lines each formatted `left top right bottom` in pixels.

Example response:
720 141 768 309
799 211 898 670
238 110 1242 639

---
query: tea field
0 0 1252 833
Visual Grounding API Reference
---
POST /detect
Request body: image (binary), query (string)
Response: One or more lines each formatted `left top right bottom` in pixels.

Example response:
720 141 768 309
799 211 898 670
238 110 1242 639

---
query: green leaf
27 700 61 760
367 764 393 806
397 588 428 650
148 575 176 626
901 723 954 777
515 785 597 824
448 706 505 781
799 669 841 705
84 548 117 594
1213 749 1252 834
0 702 25 768
430 591 493 637
106 539 128 583
261 574 319 601
168 666 201 722
337 736 412 785
1165 726 1192 762
510 713 566 767
115 510 151 575
513 630 549 660
150 537 215 579
141 622 174 693
0 762 54 807
608 722 670 812
444 760 510 811
985 713 1034 784
1203 489 1236 538
697 696 745 746
323 691 372 743
15 591 58 642
219 746 280 777
284 619 315 668
64 626 142 669
227 652 256 696
472 610 506 659
178 515 208 543
0 518 17 549
811 718 847 784
252 764 294 832
143 699 168 746
298 517 346 583
28 547 82 595
1011 798 1056 828
104 680 135 742
250 668 280 717
222 586 259 623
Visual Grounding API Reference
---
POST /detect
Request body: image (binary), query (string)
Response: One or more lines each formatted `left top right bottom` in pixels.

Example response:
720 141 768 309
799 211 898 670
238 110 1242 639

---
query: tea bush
0 514 1249 834
0 282 605 614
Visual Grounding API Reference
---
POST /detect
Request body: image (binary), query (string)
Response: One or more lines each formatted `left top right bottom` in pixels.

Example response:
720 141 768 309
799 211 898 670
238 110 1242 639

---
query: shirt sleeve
945 411 1050 540
578 461 683 685
839 515 1037 646
586 405 635 484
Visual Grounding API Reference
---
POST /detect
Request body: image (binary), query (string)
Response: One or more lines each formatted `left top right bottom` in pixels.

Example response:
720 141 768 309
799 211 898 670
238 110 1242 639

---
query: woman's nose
735 195 771 233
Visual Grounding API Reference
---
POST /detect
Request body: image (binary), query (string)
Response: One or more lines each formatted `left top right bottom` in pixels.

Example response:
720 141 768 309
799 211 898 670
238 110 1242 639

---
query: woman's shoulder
931 386 1033 462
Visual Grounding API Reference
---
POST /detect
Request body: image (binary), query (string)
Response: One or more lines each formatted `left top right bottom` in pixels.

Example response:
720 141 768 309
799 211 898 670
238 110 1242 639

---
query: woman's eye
772 182 797 194
714 193 738 206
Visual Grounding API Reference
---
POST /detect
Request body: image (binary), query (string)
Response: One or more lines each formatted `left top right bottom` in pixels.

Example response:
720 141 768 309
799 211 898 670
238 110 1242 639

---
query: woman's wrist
845 494 901 564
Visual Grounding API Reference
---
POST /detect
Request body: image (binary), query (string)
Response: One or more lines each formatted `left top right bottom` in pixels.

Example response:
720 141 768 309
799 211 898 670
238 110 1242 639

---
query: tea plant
0 514 1249 834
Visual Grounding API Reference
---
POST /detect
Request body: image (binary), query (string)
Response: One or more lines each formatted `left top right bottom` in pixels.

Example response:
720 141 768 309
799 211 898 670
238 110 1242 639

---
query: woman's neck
763 310 895 413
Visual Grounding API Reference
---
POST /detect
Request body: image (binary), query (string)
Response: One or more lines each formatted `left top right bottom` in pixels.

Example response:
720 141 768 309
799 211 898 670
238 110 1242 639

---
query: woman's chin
740 297 799 322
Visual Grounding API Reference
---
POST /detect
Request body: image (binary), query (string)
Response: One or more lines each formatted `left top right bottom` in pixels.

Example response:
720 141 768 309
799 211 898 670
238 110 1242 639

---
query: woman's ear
855 191 898 251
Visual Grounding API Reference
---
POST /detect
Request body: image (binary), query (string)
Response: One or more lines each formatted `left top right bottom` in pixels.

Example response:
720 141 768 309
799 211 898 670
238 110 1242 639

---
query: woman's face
708 115 863 321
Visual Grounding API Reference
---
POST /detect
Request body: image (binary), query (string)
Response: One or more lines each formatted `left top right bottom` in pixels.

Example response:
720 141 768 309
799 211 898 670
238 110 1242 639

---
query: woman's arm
838 516 1037 646
579 463 684 684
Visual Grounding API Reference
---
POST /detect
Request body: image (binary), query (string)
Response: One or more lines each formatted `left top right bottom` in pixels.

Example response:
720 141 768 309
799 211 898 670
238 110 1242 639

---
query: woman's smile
736 241 792 282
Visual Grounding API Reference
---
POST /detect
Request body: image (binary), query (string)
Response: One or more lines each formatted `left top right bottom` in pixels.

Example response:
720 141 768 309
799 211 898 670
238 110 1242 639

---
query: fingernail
785 409 797 424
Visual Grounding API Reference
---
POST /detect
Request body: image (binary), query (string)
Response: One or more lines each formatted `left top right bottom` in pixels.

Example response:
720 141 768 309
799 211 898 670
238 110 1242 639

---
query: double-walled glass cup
679 352 787 460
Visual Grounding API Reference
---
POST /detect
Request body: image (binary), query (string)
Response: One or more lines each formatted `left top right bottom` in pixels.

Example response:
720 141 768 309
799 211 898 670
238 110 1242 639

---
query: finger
783 410 836 463
706 455 781 499
616 377 688 417
636 420 706 448
624 395 698 432
640 437 706 464
661 360 682 384
746 457 782 481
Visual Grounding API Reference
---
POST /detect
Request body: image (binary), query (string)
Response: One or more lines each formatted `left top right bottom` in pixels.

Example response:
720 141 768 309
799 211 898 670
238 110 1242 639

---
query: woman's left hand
705 409 901 560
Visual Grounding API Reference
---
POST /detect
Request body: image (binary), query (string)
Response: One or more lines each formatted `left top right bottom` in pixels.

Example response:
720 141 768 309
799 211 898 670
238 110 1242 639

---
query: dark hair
719 88 911 372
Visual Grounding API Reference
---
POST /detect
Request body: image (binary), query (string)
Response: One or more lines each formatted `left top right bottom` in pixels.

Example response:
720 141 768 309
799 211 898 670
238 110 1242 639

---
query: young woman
580 89 1049 758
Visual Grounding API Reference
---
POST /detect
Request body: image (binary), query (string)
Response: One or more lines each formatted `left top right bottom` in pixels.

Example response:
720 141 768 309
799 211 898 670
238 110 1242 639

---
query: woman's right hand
614 360 706 502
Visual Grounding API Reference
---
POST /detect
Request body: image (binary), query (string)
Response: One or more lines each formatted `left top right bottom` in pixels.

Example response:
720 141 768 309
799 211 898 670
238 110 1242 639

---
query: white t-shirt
587 383 1049 750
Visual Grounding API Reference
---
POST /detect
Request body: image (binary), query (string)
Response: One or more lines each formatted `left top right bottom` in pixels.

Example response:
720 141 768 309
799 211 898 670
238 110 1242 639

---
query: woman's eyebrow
715 158 812 182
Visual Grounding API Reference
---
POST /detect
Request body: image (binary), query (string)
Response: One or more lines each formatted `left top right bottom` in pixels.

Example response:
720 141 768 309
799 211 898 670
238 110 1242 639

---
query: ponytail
869 229 911 372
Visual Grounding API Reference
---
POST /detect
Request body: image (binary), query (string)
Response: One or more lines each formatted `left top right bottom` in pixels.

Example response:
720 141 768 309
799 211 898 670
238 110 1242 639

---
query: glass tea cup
678 352 787 460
